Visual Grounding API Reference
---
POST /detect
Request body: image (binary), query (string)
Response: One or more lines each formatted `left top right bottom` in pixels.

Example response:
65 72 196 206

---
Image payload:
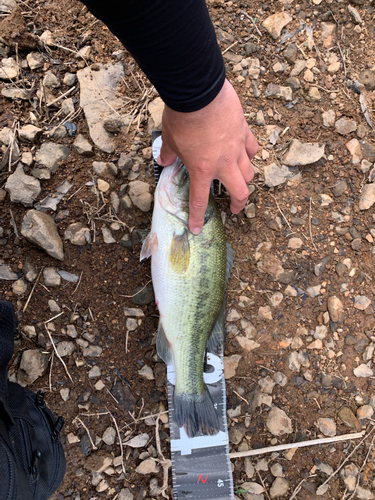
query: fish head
157 159 190 223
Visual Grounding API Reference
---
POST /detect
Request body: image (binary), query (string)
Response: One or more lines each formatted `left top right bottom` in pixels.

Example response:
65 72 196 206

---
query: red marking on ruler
197 474 208 484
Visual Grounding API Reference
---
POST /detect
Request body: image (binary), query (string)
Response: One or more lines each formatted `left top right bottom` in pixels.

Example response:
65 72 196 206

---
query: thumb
157 139 178 167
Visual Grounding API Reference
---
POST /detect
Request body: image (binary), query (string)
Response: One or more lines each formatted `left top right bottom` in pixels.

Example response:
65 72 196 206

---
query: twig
233 390 249 405
240 10 262 36
337 43 347 77
73 416 97 450
46 86 76 107
23 267 43 312
315 425 375 495
257 471 271 500
49 351 54 393
289 479 306 500
222 41 238 55
229 431 365 459
125 330 129 354
72 271 83 296
9 209 19 238
346 431 375 500
273 196 293 232
44 325 73 383
309 197 318 251
120 279 152 298
155 415 171 499
107 408 126 475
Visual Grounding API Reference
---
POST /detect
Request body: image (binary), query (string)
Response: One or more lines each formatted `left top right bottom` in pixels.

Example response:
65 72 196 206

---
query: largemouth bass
140 160 233 437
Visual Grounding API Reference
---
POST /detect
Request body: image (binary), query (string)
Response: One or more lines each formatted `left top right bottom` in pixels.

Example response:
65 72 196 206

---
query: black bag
0 300 66 500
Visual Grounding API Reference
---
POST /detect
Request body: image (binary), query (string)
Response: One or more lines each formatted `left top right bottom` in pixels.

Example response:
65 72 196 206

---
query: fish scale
149 131 234 499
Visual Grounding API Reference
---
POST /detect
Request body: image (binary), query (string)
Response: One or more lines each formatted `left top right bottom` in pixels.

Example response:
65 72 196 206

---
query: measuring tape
151 131 234 500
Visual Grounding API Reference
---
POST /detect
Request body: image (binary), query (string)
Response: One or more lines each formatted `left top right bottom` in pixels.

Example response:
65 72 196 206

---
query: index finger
188 173 212 235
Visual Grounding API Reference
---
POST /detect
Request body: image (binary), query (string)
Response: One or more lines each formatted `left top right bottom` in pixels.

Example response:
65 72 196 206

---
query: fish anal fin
140 232 158 261
206 297 226 354
169 229 190 273
156 321 173 365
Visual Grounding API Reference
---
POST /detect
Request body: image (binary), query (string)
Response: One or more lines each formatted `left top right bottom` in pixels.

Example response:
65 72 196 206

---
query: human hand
157 79 259 234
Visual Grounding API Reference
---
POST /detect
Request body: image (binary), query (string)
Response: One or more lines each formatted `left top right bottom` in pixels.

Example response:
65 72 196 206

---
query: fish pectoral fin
206 296 226 354
140 232 158 261
226 242 235 286
169 229 190 273
156 321 173 365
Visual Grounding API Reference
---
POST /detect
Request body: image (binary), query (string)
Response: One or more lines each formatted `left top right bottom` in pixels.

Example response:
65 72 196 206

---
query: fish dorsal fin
206 243 234 353
226 242 235 286
156 321 173 365
140 232 158 261
206 296 226 354
169 229 190 273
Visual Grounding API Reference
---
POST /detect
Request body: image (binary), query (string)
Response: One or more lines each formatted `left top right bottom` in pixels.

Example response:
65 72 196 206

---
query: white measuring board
152 131 234 500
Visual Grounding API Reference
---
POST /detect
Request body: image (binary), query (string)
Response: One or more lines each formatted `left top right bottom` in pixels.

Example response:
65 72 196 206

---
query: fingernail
192 227 201 235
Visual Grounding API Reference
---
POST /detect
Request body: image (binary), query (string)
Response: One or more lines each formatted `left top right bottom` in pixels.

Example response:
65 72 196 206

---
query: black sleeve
80 0 226 112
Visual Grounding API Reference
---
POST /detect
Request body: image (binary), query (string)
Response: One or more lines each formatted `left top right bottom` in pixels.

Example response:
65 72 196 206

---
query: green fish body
141 160 232 437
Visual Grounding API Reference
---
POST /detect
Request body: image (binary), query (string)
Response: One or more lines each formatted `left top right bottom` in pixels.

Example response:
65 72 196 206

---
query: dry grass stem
44 324 73 383
46 86 76 107
229 431 365 459
257 471 271 500
273 196 294 233
23 267 43 312
121 279 152 298
222 41 238 55
73 416 97 450
233 390 249 405
48 351 54 393
346 431 375 500
315 425 375 495
288 479 306 500
9 209 19 237
107 408 126 475
240 10 262 36
309 197 318 251
72 271 83 295
155 415 171 499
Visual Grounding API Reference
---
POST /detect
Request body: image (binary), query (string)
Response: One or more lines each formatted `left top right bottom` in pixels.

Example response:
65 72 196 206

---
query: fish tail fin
174 385 219 438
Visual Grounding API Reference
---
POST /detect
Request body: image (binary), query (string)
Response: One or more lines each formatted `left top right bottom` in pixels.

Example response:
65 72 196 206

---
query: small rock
340 463 359 493
18 124 42 142
270 477 289 498
102 226 116 244
270 463 283 477
83 345 103 357
12 278 28 295
262 12 292 39
309 87 321 101
354 364 373 377
238 482 264 495
92 161 117 179
346 138 362 165
357 405 374 422
265 83 292 101
56 341 75 357
264 163 297 188
63 72 77 86
5 165 41 206
88 366 101 379
288 237 303 250
60 388 70 401
322 109 336 127
128 181 152 212
258 376 276 394
227 308 241 321
35 142 70 173
138 366 154 380
269 292 283 308
335 118 357 135
118 488 134 500
65 222 91 246
338 407 362 431
23 325 36 338
283 139 325 166
316 417 336 436
321 22 336 48
266 406 293 436
102 426 116 446
314 325 328 340
354 295 371 310
307 284 321 298
244 203 256 218
135 458 159 475
26 51 43 69
43 267 61 287
289 352 300 372
73 134 93 155
0 57 20 80
48 299 61 313
97 179 110 193
131 283 154 305
359 183 375 210
332 180 347 197
258 305 273 320
359 69 375 91
327 296 344 322
283 44 297 64
356 486 374 500
17 349 48 385
274 372 287 387
21 210 64 260
126 318 138 331
148 97 164 134
224 354 242 379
